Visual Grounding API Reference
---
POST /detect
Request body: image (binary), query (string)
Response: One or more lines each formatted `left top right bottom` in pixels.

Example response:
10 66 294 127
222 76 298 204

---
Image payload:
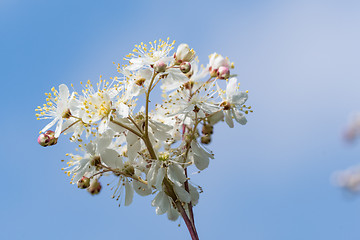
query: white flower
36 84 77 137
125 38 175 71
217 77 248 128
208 52 230 71
175 43 196 63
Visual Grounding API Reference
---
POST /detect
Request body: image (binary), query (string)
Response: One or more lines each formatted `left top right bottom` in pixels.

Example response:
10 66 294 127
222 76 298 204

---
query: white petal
191 141 214 159
208 111 224 125
231 92 248 106
133 180 152 196
193 153 209 171
224 110 234 128
124 180 134 206
226 77 237 98
86 142 96 156
155 167 165 191
100 148 123 169
54 118 63 138
233 109 247 125
167 207 180 221
59 84 70 100
167 164 186 186
40 117 58 133
188 183 199 206
173 184 191 203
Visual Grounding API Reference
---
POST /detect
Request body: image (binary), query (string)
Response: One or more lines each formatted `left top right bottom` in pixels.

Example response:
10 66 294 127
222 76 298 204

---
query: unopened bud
201 134 211 144
217 66 230 79
180 62 191 74
154 61 167 73
77 176 90 189
37 130 58 147
88 179 101 195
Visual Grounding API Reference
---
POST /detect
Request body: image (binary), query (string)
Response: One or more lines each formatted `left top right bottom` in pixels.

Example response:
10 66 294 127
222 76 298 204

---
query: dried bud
202 124 214 135
62 109 72 119
37 130 58 147
217 66 230 79
180 62 191 74
154 61 167 73
175 43 196 64
135 77 146 86
90 156 101 167
88 179 101 195
124 164 135 176
209 68 218 78
184 81 194 90
201 134 211 144
220 101 231 110
77 176 90 189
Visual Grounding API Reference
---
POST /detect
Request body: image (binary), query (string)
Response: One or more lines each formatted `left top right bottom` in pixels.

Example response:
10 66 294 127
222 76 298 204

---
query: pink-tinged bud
154 61 167 73
77 176 90 189
175 43 196 64
217 66 230 79
180 62 191 74
88 179 101 195
37 130 58 147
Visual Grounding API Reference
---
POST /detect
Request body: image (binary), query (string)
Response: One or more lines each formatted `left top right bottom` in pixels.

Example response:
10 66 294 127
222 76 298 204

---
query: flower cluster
35 38 251 239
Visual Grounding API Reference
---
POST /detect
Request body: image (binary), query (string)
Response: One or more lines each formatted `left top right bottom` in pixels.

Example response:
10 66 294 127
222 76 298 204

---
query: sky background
1 0 360 239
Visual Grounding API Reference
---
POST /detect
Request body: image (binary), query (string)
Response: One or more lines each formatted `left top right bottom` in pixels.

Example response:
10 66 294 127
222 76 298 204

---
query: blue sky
1 0 360 239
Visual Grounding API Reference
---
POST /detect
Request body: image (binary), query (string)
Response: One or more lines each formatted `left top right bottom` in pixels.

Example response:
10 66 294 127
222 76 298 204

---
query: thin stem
60 119 81 134
176 201 199 240
144 72 158 139
110 119 143 138
128 116 143 134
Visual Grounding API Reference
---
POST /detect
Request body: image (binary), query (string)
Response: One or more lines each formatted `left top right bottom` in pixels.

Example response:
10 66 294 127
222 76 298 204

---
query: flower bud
175 43 196 64
202 124 214 135
88 179 101 195
201 134 211 144
217 66 230 79
180 62 191 74
154 61 167 73
37 130 58 147
77 176 90 189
